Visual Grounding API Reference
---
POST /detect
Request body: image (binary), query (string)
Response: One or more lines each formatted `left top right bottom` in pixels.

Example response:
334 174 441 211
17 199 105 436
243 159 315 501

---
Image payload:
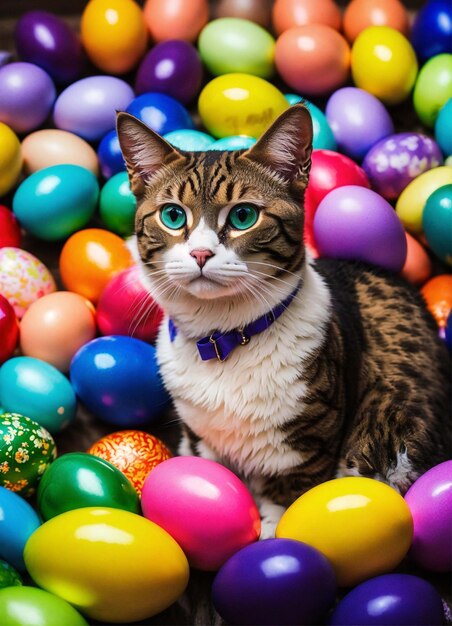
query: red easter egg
0 205 21 248
0 293 19 364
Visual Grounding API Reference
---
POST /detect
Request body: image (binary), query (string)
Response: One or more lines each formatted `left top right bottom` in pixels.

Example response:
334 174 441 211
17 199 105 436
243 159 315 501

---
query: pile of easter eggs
0 0 451 623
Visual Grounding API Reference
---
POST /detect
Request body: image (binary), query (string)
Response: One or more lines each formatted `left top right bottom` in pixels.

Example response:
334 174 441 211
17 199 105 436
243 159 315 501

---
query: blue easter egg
0 357 76 434
0 487 41 570
208 136 256 151
126 93 194 135
435 98 452 157
285 93 337 151
411 0 452 64
12 164 99 241
70 336 170 426
98 129 126 179
163 129 215 151
445 311 452 351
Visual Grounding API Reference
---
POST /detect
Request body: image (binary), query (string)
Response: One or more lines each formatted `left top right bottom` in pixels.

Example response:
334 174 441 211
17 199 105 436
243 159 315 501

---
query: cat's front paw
259 501 285 540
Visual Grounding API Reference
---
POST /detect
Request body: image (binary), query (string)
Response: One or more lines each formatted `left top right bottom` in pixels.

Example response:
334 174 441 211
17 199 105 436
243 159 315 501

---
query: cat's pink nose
190 248 214 269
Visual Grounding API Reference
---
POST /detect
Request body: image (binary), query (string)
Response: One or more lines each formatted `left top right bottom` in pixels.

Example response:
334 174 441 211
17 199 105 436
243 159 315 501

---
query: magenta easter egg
141 456 261 570
405 460 452 572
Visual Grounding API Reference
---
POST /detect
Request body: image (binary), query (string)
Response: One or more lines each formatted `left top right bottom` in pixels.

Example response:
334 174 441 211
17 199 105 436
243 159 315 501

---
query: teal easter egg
0 587 88 626
208 136 256 151
0 560 22 588
12 164 99 241
99 172 136 237
0 357 76 434
198 18 275 78
435 98 452 157
285 94 337 151
163 129 215 151
423 184 452 265
0 486 41 570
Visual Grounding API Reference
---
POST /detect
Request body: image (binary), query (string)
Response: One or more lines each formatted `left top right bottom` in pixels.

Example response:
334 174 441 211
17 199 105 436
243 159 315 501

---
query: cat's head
116 104 312 330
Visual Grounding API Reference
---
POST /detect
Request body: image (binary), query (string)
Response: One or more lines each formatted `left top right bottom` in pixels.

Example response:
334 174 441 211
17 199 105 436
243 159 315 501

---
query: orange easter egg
272 0 342 35
401 232 432 286
421 275 452 328
143 0 209 42
343 0 409 43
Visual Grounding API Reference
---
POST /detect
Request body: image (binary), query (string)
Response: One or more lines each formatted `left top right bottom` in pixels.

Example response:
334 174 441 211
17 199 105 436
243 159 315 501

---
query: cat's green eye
160 204 187 230
228 204 259 230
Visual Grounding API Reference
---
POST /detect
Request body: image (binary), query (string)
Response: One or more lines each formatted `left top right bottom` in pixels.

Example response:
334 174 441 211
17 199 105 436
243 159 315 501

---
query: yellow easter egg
81 0 147 75
198 73 289 138
0 123 22 196
396 166 452 235
22 130 99 176
276 477 413 587
24 507 189 623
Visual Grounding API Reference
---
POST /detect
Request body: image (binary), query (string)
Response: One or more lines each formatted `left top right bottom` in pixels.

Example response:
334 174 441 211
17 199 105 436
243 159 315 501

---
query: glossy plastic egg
405 461 452 572
141 456 261 570
163 129 215 151
208 136 256 150
22 129 99 176
286 95 337 151
0 206 20 248
413 53 452 127
99 171 136 236
54 76 134 141
343 0 409 43
276 477 413 587
14 11 83 84
0 412 55 497
126 92 194 135
0 247 56 318
395 165 452 234
401 233 432 286
0 123 22 196
0 486 40 570
0 62 56 134
446 311 452 350
0 357 76 434
13 165 99 241
351 26 418 105
421 274 452 328
81 0 147 75
0 587 88 626
212 539 336 626
435 98 452 157
96 265 164 342
97 130 125 179
198 73 288 138
143 0 209 42
20 291 96 372
0 294 18 365
272 0 341 34
275 25 350 96
423 184 452 264
411 0 452 64
59 229 133 303
0 560 22 588
135 40 202 103
70 336 170 425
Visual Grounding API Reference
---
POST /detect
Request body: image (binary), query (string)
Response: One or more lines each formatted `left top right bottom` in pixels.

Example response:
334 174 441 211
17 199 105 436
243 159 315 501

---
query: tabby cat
116 104 450 537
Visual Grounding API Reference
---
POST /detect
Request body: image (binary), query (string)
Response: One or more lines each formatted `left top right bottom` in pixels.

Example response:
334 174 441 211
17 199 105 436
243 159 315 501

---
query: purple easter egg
53 76 134 142
0 62 56 134
15 11 83 85
363 132 444 201
326 87 394 161
313 185 407 272
135 40 203 104
405 460 452 572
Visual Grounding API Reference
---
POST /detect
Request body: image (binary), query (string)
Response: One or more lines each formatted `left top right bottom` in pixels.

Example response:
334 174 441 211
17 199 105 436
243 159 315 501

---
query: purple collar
168 283 301 362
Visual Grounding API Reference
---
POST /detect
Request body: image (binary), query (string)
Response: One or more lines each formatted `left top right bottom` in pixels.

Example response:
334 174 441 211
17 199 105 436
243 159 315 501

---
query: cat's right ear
116 112 184 196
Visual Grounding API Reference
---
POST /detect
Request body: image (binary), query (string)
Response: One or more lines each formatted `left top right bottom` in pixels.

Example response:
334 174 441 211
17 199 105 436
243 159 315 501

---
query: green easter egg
0 412 56 497
99 171 136 236
0 586 87 626
413 54 452 127
0 560 22 589
423 184 452 265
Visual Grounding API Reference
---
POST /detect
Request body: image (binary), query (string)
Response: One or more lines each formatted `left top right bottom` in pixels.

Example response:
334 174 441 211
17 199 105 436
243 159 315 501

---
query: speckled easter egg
0 560 22 588
0 412 56 497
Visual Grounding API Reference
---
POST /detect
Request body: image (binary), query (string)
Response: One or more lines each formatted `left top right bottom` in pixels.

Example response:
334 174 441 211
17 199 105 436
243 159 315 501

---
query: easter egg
0 358 76 434
423 184 452 264
401 233 432 286
0 62 56 134
87 430 172 495
126 92 194 135
24 507 189 623
163 129 215 151
38 452 139 520
275 25 350 96
0 587 87 626
276 477 413 587
411 0 452 64
0 486 40 570
143 0 209 43
96 265 164 342
198 73 288 138
215 0 273 28
99 171 136 236
285 95 337 151
421 275 452 328
445 311 452 350
0 412 56 497
413 53 452 128
59 229 133 303
0 206 20 249
326 87 394 161
70 336 170 426
329 574 445 626
97 130 125 179
141 456 261 570
0 561 22 588
54 76 134 142
0 247 56 319
363 133 443 201
0 123 22 196
351 26 418 105
395 165 452 234
13 165 99 241
212 539 336 626
435 98 452 157
22 129 99 176
20 291 97 372
0 295 18 365
81 0 147 75
272 0 342 34
208 136 256 150
199 18 275 79
14 11 83 84
343 0 409 43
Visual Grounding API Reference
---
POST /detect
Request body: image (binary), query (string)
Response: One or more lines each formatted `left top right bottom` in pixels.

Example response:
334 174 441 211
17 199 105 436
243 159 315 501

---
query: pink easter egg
141 456 261 570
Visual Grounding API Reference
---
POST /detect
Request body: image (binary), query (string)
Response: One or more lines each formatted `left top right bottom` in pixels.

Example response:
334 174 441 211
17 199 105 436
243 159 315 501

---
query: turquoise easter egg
163 129 215 151
99 172 136 237
435 98 452 157
0 357 76 434
423 184 452 265
208 136 256 151
12 164 99 241
0 560 22 588
285 94 337 151
0 486 41 570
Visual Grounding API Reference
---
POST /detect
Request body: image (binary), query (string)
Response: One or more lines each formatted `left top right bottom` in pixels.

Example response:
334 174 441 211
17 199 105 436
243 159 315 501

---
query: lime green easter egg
413 53 452 127
0 586 87 626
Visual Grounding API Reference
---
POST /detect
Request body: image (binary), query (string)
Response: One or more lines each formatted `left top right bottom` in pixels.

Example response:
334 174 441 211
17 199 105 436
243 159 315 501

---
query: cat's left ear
241 104 313 187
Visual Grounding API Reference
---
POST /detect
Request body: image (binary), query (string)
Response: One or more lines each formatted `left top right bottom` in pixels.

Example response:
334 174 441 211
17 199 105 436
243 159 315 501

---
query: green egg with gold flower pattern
0 412 56 497
0 560 22 588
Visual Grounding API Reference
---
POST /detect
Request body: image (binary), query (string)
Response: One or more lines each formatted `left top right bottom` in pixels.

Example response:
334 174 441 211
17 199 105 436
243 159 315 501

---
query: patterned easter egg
0 412 56 497
0 247 56 319
88 430 172 494
0 560 22 588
